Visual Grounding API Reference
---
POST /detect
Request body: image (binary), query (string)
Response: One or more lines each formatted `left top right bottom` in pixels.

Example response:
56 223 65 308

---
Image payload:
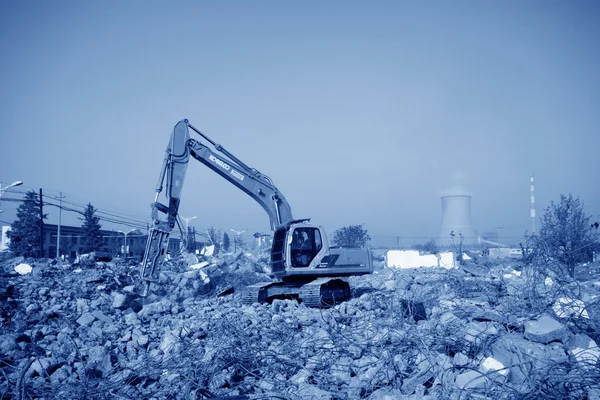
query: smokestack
439 195 477 246
530 175 536 234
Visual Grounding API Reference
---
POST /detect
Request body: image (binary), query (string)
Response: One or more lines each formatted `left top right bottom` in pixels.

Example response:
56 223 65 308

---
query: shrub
530 193 599 279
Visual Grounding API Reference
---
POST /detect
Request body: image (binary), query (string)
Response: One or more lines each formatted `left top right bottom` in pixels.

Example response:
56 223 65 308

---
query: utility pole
396 236 400 249
530 175 536 234
56 193 65 260
192 227 197 252
39 188 44 258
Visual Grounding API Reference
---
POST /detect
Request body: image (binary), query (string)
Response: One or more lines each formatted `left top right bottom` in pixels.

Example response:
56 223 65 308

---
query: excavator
139 119 373 306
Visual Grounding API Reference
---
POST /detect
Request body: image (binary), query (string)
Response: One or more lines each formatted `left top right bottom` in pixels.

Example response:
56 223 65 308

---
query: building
1 223 201 261
1 226 11 251
41 224 147 260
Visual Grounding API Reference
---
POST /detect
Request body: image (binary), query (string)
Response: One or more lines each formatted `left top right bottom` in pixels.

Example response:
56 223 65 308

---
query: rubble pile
1 253 599 399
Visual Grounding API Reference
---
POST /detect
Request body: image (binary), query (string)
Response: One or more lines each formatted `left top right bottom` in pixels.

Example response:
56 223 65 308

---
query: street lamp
117 228 137 256
0 181 23 213
230 229 246 252
180 216 197 252
180 215 198 233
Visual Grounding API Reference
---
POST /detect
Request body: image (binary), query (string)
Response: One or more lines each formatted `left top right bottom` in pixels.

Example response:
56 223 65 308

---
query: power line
10 188 150 225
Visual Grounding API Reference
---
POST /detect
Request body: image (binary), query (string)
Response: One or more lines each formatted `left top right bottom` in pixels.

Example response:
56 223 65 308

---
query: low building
2 223 206 260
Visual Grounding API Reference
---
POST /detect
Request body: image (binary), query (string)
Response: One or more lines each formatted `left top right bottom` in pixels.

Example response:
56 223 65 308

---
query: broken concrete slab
455 370 488 389
369 388 405 399
481 356 508 377
524 314 569 344
138 299 172 318
464 321 498 344
491 334 568 384
91 310 113 324
553 297 590 319
14 263 32 275
567 334 600 369
76 312 96 327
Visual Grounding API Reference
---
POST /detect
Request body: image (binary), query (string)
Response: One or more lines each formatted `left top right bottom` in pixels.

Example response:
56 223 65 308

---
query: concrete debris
524 314 569 344
1 254 598 399
369 387 405 399
491 334 568 384
481 356 508 376
455 370 488 389
14 263 32 275
553 297 590 319
567 334 600 369
464 321 498 344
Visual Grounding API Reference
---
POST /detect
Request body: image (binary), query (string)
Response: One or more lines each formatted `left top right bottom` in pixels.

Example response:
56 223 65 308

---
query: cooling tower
439 195 477 247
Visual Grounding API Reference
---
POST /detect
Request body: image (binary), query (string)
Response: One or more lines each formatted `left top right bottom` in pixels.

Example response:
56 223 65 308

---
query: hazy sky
1 1 599 247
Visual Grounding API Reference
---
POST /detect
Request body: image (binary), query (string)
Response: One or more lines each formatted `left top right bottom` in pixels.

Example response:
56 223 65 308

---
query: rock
159 331 178 354
91 310 113 324
123 285 135 293
138 299 172 318
87 345 113 374
453 352 470 367
76 299 89 314
26 357 52 377
464 321 498 343
123 311 140 326
50 365 71 383
369 388 404 399
112 293 128 309
589 388 600 400
455 370 488 389
295 383 332 399
14 263 32 275
383 280 396 291
481 356 508 376
491 334 568 384
567 334 600 369
290 369 312 385
137 334 149 347
553 297 590 319
76 313 96 327
524 314 569 344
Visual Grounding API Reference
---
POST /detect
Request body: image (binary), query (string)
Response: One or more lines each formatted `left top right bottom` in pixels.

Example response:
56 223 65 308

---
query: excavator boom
140 119 293 295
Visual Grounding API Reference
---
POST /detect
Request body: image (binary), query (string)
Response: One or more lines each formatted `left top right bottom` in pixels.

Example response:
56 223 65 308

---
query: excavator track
299 278 350 308
242 282 274 305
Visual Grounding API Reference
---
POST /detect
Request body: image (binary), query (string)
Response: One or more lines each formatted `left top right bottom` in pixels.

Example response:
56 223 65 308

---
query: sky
1 1 599 247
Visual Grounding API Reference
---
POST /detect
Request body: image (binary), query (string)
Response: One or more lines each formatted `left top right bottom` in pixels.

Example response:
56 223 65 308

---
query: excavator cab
271 222 330 279
290 227 323 267
271 223 325 275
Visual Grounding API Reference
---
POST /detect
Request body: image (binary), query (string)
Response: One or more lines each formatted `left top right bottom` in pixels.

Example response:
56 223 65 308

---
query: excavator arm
140 119 293 295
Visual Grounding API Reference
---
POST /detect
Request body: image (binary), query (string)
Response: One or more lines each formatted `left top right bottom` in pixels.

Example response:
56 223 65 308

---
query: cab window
291 227 321 267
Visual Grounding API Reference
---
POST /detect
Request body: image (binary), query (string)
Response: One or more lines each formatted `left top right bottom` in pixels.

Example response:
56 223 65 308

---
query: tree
206 226 221 255
415 239 438 254
81 203 102 253
185 227 196 253
535 193 598 278
222 232 231 252
234 233 245 251
332 224 371 247
8 190 46 257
